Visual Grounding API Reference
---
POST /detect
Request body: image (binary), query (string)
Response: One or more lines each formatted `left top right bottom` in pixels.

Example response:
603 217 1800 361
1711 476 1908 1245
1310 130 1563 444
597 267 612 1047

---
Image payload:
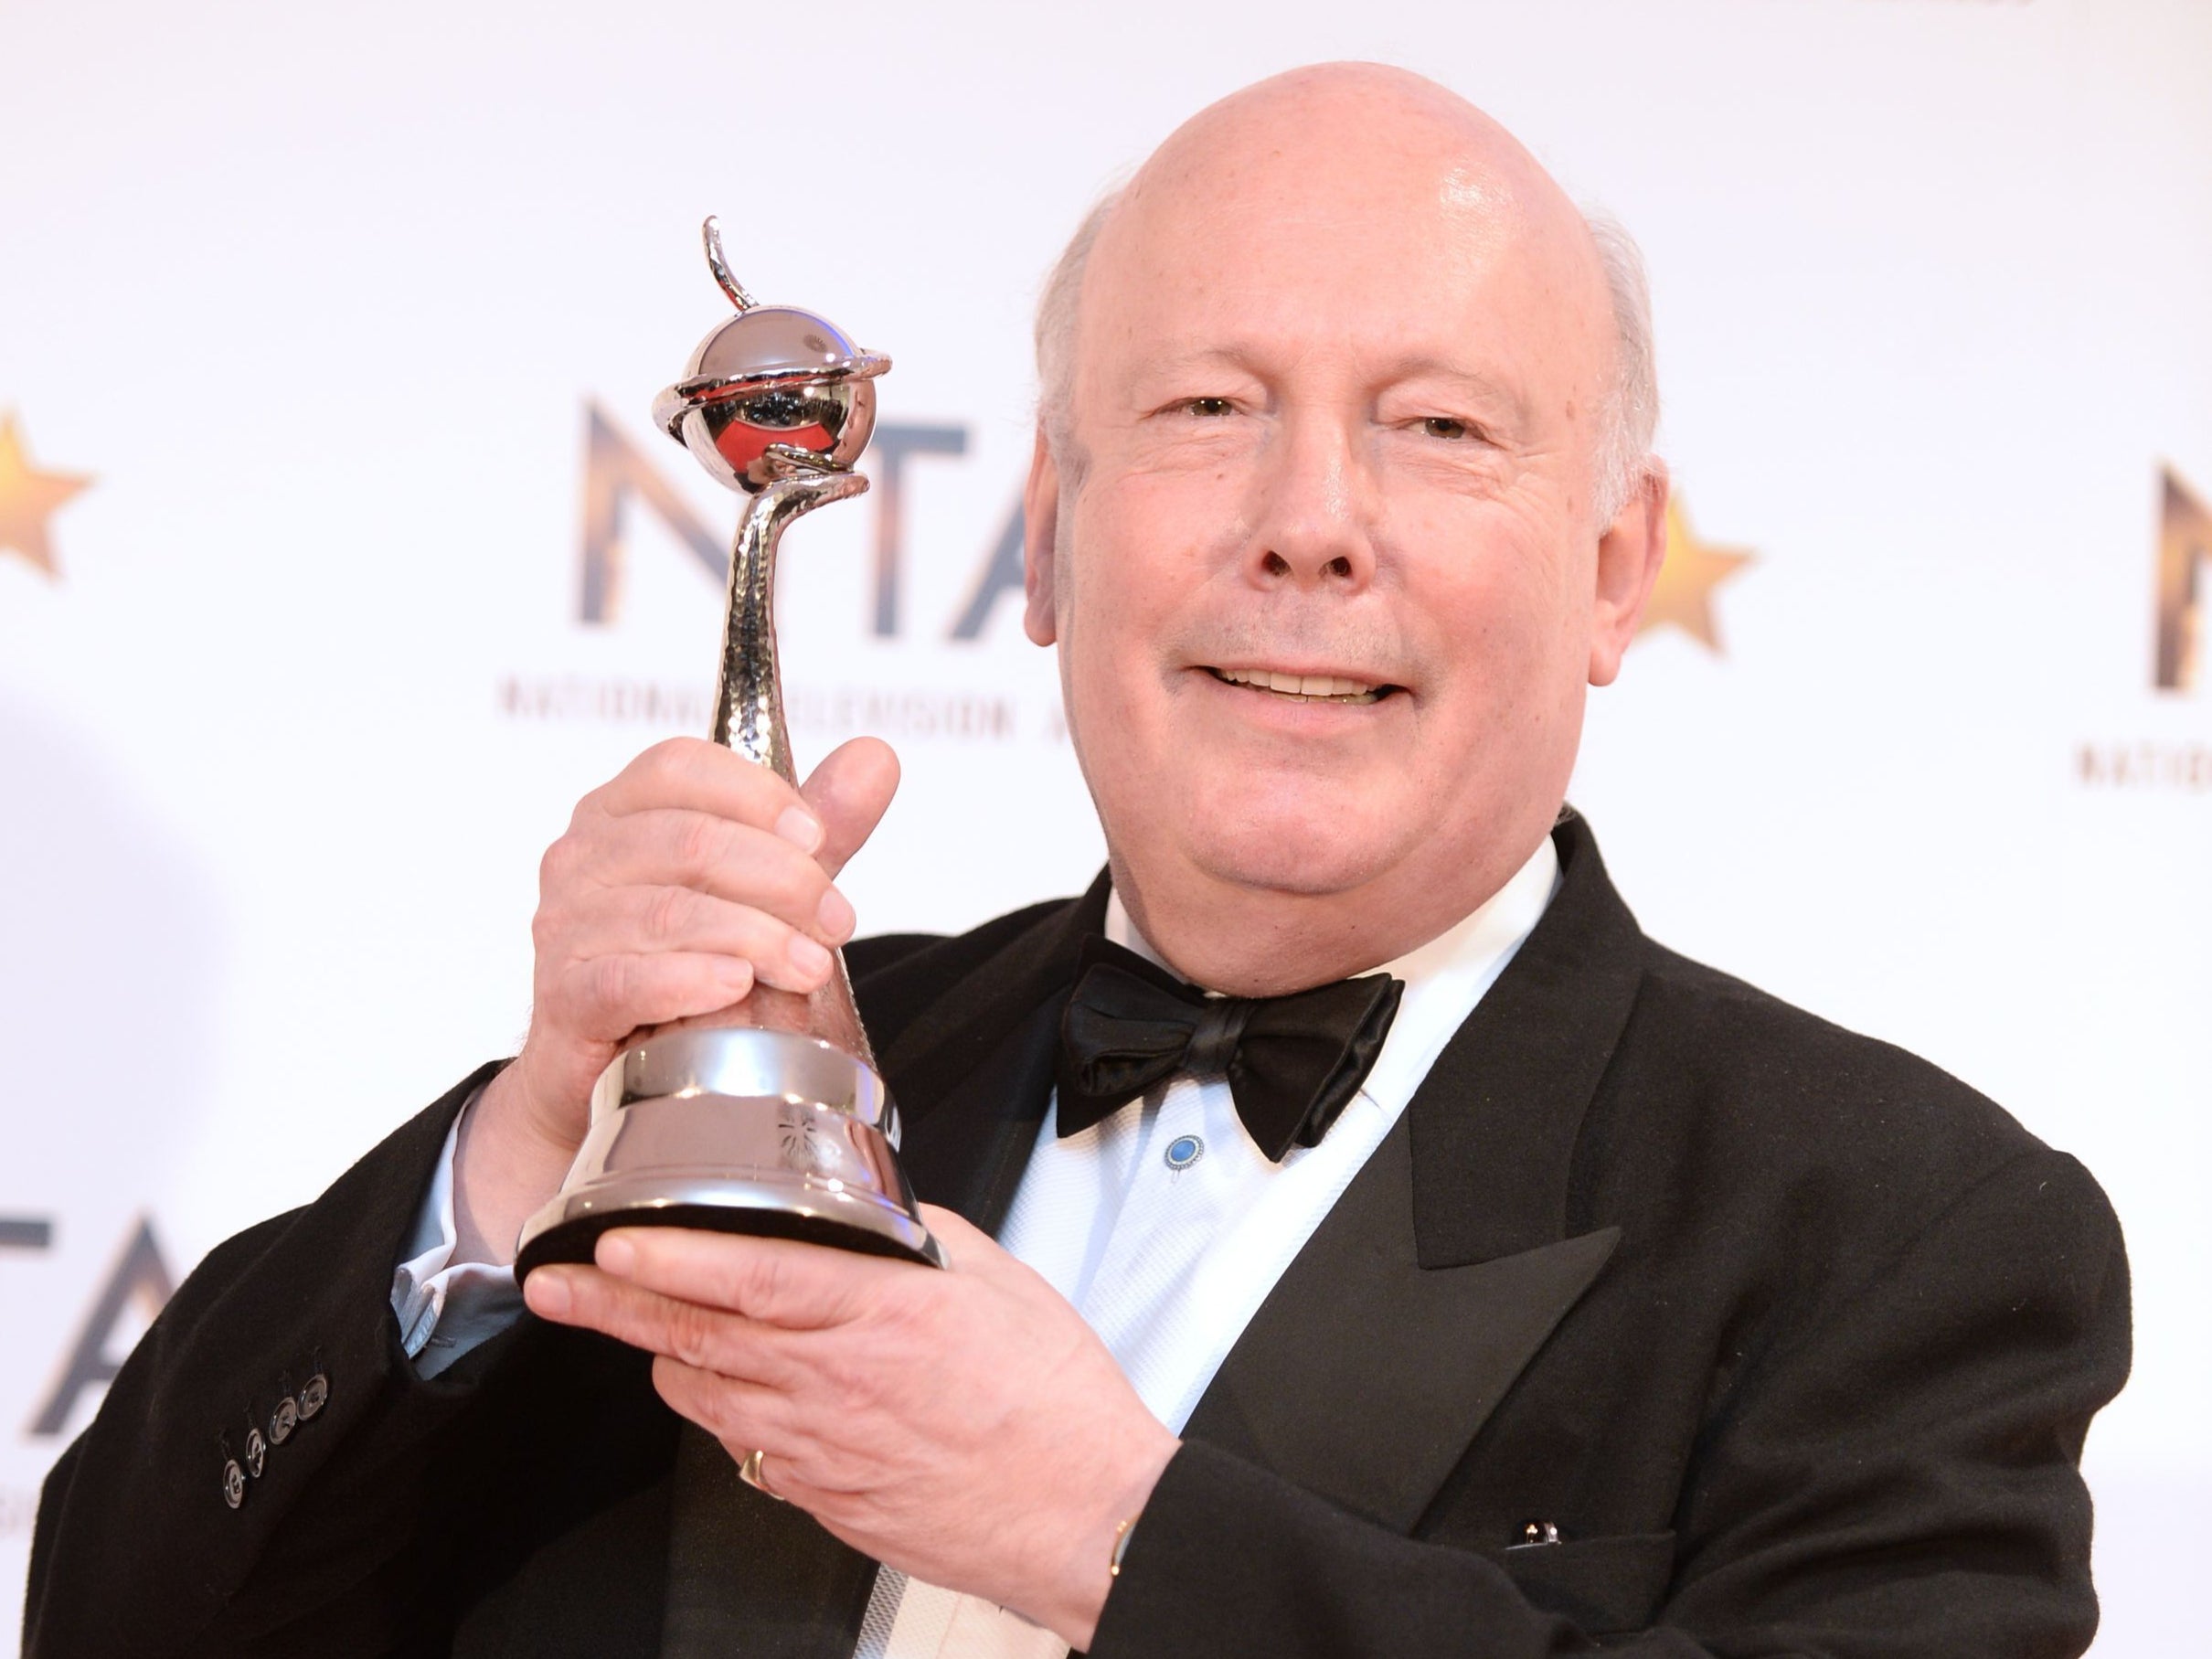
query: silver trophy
516 219 944 1280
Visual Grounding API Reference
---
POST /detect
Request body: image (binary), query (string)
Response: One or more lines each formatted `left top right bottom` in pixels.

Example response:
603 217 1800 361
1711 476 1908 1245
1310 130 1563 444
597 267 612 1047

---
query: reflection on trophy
515 219 945 1279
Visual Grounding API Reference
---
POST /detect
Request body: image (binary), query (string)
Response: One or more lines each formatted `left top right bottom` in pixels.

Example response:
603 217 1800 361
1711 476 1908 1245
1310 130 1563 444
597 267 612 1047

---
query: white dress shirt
392 836 1560 1656
390 1101 524 1380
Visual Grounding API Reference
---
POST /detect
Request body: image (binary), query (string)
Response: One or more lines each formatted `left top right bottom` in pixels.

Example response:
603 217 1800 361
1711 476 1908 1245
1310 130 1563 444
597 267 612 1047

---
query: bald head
1037 64 1657 517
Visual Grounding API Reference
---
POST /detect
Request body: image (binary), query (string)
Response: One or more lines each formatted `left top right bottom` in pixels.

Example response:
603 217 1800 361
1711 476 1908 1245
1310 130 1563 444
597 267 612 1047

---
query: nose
1242 409 1378 590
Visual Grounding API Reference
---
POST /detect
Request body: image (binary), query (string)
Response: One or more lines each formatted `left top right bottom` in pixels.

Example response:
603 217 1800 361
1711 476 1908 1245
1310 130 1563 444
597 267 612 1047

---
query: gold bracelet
1108 1516 1139 1580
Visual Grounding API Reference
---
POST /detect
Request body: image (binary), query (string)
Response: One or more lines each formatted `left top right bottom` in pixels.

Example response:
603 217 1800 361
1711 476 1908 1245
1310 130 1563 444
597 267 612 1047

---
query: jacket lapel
1407 812 1647 1270
661 1426 879 1659
884 869 1106 1232
1182 1118 1621 1531
893 992 1068 1235
1182 814 1647 1531
660 880 1105 1659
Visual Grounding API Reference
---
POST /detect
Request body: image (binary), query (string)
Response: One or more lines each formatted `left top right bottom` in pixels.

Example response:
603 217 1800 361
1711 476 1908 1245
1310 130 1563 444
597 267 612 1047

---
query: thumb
799 737 900 877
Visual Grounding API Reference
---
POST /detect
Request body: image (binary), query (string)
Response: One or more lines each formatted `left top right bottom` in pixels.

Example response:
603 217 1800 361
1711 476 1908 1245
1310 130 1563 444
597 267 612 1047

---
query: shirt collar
1101 833 1564 1118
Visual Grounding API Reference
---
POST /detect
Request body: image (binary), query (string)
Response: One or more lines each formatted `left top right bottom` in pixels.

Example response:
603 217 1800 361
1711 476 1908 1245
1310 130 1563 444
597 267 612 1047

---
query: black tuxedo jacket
26 816 2129 1657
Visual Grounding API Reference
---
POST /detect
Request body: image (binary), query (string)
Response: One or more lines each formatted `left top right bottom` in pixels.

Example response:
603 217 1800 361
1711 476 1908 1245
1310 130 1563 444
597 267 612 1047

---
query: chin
1181 795 1415 899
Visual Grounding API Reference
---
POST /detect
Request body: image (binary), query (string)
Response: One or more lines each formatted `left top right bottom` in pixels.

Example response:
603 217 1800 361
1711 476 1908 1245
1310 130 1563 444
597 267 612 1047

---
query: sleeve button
244 1426 266 1479
222 1459 246 1509
269 1396 299 1444
298 1373 329 1419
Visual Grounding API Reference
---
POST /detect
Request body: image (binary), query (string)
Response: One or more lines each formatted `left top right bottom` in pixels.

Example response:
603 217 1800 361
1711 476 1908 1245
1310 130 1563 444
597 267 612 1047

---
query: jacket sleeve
22 1063 675 1659
1088 1148 2130 1659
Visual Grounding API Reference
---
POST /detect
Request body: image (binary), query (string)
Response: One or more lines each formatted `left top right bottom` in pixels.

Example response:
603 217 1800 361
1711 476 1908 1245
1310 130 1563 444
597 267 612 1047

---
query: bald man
29 66 2126 1659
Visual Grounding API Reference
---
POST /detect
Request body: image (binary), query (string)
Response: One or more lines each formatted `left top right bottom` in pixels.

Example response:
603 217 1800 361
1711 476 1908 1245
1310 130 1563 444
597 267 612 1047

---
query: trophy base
514 1026 946 1281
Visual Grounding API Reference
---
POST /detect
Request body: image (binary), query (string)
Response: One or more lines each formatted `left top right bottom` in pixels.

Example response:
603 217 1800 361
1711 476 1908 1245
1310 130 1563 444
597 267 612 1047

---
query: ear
1588 460 1669 687
1022 426 1061 647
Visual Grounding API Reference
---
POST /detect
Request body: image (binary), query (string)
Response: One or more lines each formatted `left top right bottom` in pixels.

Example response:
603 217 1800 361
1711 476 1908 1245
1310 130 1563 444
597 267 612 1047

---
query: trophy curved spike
701 216 757 312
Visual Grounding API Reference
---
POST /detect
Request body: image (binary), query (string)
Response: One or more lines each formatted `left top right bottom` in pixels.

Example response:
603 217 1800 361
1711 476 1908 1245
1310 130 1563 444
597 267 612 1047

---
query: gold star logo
1639 495 1754 654
0 414 94 580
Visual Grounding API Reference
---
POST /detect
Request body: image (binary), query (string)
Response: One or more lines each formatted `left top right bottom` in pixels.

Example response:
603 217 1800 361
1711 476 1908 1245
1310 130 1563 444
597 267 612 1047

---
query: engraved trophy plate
515 220 944 1279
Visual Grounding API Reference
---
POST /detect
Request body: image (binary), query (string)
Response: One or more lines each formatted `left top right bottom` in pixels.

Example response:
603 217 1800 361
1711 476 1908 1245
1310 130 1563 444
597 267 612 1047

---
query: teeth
1216 668 1386 704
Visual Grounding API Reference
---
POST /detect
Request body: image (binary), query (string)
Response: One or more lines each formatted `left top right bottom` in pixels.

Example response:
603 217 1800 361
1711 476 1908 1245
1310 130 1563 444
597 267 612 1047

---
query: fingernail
773 805 824 852
596 1232 637 1275
714 957 755 994
525 1270 572 1318
816 886 856 941
790 935 833 979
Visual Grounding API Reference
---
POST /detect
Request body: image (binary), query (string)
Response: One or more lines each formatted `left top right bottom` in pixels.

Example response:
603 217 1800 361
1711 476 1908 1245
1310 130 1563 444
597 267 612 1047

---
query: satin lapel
660 879 1104 1658
874 872 1106 1127
661 1425 877 1659
1181 814 1646 1532
895 992 1065 1234
1183 1118 1621 1532
881 872 1108 1234
1409 812 1646 1268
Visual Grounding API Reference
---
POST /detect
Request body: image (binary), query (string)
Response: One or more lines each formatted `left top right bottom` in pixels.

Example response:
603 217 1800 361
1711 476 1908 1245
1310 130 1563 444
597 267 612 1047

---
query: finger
750 1460 846 1508
589 738 824 851
649 1355 803 1452
550 886 835 994
558 814 855 944
798 738 900 878
523 1264 807 1389
593 1228 913 1331
702 1432 848 1511
541 951 759 1043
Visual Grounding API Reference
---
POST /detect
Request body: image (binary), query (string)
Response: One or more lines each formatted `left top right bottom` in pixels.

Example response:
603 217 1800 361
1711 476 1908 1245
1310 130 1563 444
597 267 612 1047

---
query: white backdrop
1 0 2205 1649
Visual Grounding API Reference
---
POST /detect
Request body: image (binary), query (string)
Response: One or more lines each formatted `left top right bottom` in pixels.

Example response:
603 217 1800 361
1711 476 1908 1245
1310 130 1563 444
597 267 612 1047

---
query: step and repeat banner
1 0 2205 1648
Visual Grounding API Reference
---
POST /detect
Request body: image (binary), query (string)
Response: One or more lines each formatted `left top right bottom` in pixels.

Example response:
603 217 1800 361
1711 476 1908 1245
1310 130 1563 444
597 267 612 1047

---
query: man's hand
521 1206 1181 1651
456 735 901 1265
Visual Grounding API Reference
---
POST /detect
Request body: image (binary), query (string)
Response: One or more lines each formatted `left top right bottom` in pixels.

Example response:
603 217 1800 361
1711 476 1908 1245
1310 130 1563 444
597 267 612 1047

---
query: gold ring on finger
739 1447 783 1502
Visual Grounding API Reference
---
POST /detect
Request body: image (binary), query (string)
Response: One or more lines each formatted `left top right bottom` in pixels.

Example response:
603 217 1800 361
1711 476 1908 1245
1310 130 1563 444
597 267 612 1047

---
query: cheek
1051 501 1156 776
1060 474 1221 672
1415 486 1588 635
1392 510 1592 741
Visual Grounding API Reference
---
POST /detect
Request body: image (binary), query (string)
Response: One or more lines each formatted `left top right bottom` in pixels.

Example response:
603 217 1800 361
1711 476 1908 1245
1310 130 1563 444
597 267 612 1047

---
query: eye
1421 416 1471 441
1184 397 1236 418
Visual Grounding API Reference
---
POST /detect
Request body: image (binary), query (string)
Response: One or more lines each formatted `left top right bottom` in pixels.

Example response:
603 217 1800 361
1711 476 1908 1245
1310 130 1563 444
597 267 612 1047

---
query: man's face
1025 79 1658 981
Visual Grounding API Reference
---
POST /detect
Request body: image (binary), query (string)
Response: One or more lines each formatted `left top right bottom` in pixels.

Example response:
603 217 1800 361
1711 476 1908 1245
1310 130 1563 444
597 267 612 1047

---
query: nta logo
579 405 1024 641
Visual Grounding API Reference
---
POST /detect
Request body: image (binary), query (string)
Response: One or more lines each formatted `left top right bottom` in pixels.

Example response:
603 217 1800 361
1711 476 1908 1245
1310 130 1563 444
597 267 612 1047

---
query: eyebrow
1373 355 1532 430
1129 345 1532 430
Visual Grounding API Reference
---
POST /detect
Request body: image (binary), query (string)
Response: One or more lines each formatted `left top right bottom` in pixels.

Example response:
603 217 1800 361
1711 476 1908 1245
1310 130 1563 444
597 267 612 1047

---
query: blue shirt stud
1164 1134 1205 1171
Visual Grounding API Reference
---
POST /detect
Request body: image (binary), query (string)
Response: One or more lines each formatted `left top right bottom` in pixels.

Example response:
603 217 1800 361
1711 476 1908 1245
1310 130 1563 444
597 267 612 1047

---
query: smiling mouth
1207 666 1401 706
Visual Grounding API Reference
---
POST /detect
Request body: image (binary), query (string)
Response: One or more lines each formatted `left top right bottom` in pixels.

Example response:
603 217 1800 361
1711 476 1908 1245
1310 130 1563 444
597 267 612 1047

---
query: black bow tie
1055 936 1404 1161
